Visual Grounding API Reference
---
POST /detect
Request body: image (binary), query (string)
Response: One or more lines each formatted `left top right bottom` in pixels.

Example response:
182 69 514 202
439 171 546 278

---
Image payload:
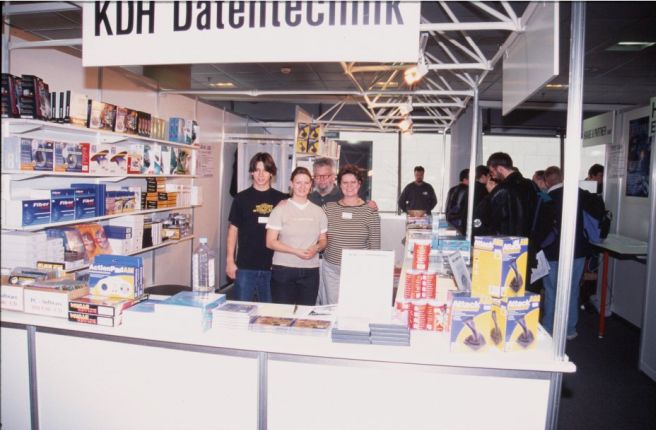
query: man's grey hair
313 157 336 171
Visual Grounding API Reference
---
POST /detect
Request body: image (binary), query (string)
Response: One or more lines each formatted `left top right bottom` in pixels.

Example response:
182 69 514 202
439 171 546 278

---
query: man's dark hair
459 168 470 182
487 152 514 169
475 165 489 180
588 164 604 177
533 170 546 181
313 157 336 171
414 166 425 172
248 152 277 176
337 164 365 184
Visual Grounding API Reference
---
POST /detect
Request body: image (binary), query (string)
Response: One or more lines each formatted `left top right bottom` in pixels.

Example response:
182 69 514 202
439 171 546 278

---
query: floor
557 307 656 429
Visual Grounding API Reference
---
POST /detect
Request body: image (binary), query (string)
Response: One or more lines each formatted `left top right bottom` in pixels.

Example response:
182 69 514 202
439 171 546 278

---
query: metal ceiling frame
3 1 532 134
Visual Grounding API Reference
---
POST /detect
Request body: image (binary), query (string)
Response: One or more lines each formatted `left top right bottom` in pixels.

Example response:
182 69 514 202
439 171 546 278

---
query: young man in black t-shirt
227 153 287 302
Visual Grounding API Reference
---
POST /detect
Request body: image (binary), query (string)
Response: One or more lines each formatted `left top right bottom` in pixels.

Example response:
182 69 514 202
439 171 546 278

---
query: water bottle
192 237 215 293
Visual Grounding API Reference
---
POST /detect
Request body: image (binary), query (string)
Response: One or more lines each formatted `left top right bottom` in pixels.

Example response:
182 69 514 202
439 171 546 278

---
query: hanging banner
83 1 421 66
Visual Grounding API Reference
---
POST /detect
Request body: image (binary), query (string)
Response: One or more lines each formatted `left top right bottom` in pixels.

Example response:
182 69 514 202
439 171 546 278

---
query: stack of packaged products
212 302 258 330
153 291 226 332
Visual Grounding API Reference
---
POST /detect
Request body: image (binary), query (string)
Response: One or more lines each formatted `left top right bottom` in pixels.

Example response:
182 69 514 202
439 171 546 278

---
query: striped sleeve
367 207 381 250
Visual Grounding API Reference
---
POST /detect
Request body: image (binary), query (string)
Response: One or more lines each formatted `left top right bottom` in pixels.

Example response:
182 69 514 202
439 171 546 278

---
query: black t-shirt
228 186 287 270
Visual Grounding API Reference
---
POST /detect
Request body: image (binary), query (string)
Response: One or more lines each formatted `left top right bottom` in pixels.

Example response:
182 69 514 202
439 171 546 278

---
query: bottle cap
199 237 208 244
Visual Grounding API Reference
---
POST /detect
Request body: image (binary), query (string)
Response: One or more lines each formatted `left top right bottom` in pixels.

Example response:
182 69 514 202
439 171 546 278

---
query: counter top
593 233 648 256
1 303 575 374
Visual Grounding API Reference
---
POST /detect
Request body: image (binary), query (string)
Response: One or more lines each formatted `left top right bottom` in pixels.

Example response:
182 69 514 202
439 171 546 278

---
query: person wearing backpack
541 166 588 340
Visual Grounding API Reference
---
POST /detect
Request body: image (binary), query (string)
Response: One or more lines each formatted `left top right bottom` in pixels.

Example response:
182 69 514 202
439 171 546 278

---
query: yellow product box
449 293 493 353
471 236 528 298
489 298 506 351
504 293 540 352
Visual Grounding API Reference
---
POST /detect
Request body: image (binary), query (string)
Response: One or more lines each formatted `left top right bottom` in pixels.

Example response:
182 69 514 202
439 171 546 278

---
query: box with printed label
89 143 113 175
54 141 90 173
74 189 97 219
50 188 76 223
89 254 144 299
2 137 53 171
471 236 528 298
449 293 493 353
3 199 51 227
1 283 24 311
24 281 89 318
503 293 540 352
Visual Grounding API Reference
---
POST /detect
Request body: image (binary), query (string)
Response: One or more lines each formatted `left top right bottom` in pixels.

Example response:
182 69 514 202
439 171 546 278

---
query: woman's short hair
248 152 277 176
337 164 364 184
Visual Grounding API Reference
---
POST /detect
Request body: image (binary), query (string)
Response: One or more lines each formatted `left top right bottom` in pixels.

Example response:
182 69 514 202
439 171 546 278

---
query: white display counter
1 306 575 430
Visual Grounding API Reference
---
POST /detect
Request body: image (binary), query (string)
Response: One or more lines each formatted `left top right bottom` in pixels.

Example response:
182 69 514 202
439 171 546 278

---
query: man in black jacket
398 166 438 214
445 168 469 235
473 152 540 237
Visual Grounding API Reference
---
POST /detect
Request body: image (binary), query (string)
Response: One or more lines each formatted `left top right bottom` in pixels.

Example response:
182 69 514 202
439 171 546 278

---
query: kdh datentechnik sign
83 1 421 66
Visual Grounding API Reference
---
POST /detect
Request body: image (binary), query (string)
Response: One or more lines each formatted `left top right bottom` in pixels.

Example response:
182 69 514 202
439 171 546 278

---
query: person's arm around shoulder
367 207 381 249
226 224 239 279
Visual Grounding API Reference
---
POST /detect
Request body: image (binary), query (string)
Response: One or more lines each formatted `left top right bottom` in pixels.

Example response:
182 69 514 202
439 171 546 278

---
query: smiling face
291 172 313 199
251 161 272 190
339 173 361 198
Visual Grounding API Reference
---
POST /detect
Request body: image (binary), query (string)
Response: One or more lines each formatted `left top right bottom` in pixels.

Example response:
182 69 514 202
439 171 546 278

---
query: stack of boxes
106 215 144 254
450 236 539 353
143 177 178 209
1 231 64 269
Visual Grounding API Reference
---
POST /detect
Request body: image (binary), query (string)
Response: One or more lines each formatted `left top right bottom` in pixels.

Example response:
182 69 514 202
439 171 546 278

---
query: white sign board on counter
83 1 421 66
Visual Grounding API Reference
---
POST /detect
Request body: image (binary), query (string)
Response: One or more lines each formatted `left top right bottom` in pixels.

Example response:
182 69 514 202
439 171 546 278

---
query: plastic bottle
192 237 215 293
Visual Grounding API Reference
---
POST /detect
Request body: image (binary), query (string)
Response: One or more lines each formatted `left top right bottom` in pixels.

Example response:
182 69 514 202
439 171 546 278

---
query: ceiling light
545 83 568 89
209 81 234 88
404 58 428 85
398 118 413 132
607 41 655 51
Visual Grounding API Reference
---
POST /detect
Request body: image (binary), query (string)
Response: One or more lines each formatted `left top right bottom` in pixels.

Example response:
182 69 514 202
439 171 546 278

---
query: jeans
542 257 585 337
271 265 320 306
234 269 272 303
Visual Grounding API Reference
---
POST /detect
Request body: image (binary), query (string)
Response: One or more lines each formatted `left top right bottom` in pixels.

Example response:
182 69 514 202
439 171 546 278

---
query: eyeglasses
314 175 333 180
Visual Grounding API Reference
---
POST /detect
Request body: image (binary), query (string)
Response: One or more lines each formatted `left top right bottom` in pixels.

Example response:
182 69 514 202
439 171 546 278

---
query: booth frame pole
466 88 479 242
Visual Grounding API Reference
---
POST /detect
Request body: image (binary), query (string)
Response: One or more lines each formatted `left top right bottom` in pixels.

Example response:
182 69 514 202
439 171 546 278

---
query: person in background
226 153 288 302
398 165 438 214
266 167 327 305
587 164 604 194
309 157 341 206
320 164 381 305
473 165 490 209
541 166 588 340
473 152 539 237
533 169 552 202
445 168 469 235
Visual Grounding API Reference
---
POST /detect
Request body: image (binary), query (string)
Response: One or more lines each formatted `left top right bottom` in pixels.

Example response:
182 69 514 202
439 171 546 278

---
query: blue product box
89 254 144 299
50 188 76 222
72 183 105 216
169 117 184 143
3 137 55 171
74 189 97 220
54 142 90 173
104 225 133 239
4 199 51 227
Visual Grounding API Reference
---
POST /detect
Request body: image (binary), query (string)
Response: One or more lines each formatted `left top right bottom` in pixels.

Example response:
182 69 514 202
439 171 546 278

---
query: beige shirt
266 200 328 268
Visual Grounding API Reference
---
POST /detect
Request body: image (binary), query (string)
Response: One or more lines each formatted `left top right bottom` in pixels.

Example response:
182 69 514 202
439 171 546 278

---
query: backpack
579 190 611 243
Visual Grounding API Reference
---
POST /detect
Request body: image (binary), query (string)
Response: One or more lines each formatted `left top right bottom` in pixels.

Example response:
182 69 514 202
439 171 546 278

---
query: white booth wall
7 42 250 288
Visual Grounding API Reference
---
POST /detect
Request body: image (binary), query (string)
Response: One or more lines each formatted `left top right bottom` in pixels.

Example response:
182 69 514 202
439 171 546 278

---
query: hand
366 199 378 211
297 247 317 260
226 261 237 279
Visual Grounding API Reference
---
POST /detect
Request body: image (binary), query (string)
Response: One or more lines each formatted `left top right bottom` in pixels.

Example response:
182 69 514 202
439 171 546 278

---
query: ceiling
3 1 656 134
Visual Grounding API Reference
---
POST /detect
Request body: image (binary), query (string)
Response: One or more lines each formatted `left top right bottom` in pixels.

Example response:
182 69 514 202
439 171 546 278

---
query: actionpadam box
471 236 528 298
88 254 143 299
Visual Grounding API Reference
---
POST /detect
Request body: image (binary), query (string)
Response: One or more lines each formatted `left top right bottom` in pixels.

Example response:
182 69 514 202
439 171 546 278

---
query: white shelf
2 118 200 150
295 153 339 160
1 205 199 232
62 235 195 273
1 170 196 181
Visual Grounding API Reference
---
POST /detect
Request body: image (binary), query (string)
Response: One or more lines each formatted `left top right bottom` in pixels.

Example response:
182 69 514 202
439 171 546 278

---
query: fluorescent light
209 82 235 88
607 41 655 51
618 41 655 47
545 83 568 89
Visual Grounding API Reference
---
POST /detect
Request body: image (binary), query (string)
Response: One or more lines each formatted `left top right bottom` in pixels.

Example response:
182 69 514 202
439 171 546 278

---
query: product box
449 293 493 353
114 106 128 133
155 292 227 331
3 199 51 227
503 293 540 352
169 117 184 143
1 283 25 311
125 109 139 135
3 137 54 172
54 141 90 173
68 311 122 327
23 281 89 318
471 236 529 298
137 111 151 137
72 183 105 216
142 143 162 175
69 92 88 127
438 238 471 265
19 75 39 119
109 148 128 175
1 73 20 118
184 119 198 144
74 188 97 219
50 188 76 222
89 143 113 175
69 294 147 317
88 254 144 299
127 143 144 174
75 223 112 260
87 100 116 131
175 147 193 175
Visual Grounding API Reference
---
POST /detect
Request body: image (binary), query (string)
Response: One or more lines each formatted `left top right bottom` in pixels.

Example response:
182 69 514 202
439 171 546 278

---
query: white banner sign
83 1 421 66
583 111 614 147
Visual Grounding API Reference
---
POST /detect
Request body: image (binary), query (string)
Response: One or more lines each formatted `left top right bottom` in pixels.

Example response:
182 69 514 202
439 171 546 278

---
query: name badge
342 212 353 219
258 217 269 224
